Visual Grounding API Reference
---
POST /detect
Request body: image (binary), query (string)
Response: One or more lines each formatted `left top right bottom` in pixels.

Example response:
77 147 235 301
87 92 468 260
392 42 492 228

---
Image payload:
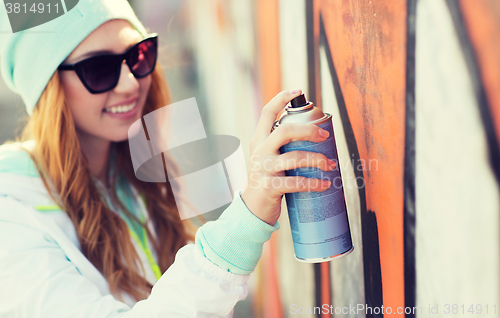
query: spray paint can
273 94 353 262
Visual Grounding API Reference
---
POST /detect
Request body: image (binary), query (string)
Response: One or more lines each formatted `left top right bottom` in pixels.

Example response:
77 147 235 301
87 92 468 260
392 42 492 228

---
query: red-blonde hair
21 65 197 301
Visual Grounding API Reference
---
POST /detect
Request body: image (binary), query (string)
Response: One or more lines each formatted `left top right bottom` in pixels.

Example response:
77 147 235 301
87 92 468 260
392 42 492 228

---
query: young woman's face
59 19 151 143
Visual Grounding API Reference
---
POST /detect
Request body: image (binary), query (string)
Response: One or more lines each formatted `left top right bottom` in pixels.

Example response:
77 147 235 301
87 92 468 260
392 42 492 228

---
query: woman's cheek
139 76 152 104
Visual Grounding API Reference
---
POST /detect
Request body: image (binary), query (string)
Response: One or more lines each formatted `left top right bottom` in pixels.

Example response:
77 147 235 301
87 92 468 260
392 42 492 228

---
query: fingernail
323 180 332 188
328 159 336 168
289 88 302 94
318 128 329 138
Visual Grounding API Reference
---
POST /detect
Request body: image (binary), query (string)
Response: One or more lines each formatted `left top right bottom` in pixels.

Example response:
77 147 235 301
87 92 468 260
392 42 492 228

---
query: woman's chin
109 135 130 143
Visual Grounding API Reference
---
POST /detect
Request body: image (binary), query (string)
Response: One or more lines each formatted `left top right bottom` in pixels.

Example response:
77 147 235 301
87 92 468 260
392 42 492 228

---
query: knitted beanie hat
0 0 148 115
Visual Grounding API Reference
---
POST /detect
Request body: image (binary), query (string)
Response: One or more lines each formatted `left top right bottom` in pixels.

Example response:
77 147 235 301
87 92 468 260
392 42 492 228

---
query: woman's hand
240 89 337 226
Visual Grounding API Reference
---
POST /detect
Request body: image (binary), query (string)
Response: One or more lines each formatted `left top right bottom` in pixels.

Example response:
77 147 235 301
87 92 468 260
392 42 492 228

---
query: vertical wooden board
319 262 332 318
255 2 284 317
276 1 316 316
261 235 283 318
277 201 317 317
279 0 310 96
416 0 500 309
256 0 282 106
187 0 260 145
319 42 366 317
315 0 407 314
187 2 264 316
459 0 500 147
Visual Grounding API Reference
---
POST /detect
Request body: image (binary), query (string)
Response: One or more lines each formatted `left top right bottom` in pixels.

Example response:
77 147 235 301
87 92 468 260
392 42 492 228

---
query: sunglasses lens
128 39 157 77
80 56 120 93
68 36 158 93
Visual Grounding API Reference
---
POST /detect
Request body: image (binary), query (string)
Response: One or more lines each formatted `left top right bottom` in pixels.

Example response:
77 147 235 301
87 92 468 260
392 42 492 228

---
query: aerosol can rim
294 245 354 263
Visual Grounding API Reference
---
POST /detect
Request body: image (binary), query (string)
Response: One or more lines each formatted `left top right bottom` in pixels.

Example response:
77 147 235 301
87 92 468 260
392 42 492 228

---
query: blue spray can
273 94 353 262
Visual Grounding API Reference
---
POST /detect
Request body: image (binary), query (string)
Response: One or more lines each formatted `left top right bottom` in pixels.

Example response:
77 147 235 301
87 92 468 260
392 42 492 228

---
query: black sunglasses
58 34 158 94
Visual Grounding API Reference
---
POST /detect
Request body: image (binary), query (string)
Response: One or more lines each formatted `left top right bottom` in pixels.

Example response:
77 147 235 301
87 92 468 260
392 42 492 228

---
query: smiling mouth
103 102 136 114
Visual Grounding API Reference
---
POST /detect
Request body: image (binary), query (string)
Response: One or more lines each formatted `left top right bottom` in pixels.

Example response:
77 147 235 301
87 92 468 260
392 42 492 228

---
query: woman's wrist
240 189 280 226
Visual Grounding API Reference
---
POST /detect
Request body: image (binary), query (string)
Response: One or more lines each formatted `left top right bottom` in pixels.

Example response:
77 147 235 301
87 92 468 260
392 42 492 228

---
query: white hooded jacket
0 141 272 318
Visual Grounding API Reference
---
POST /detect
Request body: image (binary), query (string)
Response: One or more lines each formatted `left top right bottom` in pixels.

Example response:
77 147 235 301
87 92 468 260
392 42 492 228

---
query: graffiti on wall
188 0 500 317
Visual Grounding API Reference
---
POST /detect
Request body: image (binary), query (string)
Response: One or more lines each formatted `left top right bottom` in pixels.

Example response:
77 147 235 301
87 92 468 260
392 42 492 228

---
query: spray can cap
290 94 308 108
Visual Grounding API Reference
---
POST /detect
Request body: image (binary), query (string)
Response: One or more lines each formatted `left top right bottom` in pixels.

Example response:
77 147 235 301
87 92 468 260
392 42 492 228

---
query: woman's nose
113 60 140 94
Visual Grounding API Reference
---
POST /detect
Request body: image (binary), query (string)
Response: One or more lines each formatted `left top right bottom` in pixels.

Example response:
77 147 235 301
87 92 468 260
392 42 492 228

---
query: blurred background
1 0 500 317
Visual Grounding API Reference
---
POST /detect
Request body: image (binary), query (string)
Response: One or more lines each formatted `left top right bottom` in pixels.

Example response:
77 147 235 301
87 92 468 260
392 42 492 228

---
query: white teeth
105 103 135 114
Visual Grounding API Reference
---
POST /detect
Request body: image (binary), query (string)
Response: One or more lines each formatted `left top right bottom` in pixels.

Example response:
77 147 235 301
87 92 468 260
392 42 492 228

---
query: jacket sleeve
195 190 280 275
0 196 250 318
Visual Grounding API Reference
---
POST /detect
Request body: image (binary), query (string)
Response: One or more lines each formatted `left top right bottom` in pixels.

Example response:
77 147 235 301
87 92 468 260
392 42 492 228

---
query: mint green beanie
0 0 147 115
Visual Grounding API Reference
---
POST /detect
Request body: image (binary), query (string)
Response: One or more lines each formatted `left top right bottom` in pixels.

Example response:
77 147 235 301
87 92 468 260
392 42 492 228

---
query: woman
0 0 334 316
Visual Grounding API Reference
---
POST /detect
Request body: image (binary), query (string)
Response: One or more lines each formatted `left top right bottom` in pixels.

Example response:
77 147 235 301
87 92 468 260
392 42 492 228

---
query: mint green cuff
195 191 280 275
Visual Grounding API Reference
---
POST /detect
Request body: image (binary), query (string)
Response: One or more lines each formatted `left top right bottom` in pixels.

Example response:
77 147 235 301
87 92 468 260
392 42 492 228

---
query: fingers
252 89 303 147
277 151 337 172
252 151 336 174
260 176 332 195
262 123 329 153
